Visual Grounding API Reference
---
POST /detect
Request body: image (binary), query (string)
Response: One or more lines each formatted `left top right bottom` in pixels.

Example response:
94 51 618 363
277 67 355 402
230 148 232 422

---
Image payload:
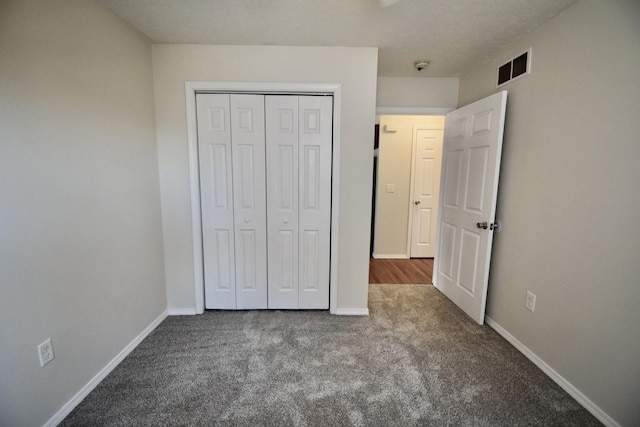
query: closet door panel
231 94 268 309
298 96 332 309
266 96 299 309
197 94 236 309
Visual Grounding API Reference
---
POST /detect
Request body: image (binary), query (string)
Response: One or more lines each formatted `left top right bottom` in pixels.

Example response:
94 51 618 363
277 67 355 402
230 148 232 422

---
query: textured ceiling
102 0 579 77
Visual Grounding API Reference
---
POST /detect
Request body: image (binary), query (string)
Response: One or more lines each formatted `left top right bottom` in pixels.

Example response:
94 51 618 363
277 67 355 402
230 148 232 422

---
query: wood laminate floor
369 257 434 284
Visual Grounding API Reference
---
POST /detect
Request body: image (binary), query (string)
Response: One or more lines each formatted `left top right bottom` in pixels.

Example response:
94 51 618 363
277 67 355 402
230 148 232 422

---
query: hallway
368 258 433 284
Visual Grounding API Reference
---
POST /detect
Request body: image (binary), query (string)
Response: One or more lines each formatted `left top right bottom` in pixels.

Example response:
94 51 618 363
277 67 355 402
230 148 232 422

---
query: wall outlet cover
38 338 55 367
525 291 536 312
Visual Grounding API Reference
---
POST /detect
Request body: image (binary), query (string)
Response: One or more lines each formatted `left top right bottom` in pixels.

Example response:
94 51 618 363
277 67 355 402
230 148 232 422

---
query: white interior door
298 96 332 309
266 95 300 309
230 94 268 309
434 91 507 325
197 94 236 309
266 95 332 309
198 94 268 309
409 128 444 258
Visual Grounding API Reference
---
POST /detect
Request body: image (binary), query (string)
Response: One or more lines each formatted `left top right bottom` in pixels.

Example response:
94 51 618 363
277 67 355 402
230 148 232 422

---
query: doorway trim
406 125 420 258
185 81 342 314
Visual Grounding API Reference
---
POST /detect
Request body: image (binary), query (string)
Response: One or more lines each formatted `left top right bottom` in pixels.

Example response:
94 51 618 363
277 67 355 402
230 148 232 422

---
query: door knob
414 200 421 205
477 221 500 231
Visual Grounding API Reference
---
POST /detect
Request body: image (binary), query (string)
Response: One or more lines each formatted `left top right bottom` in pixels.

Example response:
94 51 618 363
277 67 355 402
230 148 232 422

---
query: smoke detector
414 60 430 72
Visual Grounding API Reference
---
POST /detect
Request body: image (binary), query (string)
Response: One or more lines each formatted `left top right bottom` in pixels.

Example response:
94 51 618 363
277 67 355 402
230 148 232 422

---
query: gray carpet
62 284 601 426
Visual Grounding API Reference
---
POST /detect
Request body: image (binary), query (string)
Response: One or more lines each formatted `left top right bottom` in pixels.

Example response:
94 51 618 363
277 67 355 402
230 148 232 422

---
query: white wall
152 45 378 312
374 115 444 258
377 77 458 110
459 0 640 425
0 1 166 425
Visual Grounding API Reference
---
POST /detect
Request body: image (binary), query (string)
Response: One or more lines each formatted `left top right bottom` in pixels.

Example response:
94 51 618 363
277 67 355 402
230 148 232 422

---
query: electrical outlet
386 184 395 193
38 338 55 367
525 291 536 312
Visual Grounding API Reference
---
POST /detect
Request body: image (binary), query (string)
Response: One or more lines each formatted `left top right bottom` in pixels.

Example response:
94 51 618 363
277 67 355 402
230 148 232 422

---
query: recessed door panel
417 208 432 244
237 108 254 132
304 109 321 133
421 135 437 152
277 230 295 291
301 230 319 291
438 222 456 281
209 144 229 210
303 146 320 211
444 149 463 209
278 109 294 133
208 107 226 132
278 146 294 210
472 110 493 135
420 158 435 197
451 117 466 139
237 230 257 290
238 144 255 209
464 146 489 213
213 230 233 290
457 229 480 295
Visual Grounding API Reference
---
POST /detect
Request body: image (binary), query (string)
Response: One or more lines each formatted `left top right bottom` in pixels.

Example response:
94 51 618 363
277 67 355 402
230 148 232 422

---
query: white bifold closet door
197 93 332 310
266 96 332 309
197 94 268 309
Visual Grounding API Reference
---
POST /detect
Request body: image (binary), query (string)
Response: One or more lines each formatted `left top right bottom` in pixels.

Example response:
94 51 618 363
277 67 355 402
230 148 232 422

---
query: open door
433 91 507 325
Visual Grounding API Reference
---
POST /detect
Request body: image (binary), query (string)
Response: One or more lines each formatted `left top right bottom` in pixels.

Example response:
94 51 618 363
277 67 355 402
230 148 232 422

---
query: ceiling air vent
497 48 532 87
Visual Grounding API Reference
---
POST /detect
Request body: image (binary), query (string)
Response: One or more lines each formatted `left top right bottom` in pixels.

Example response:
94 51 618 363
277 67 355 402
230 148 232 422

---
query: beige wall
152 45 378 312
459 0 640 425
0 1 166 425
374 115 444 257
377 77 458 109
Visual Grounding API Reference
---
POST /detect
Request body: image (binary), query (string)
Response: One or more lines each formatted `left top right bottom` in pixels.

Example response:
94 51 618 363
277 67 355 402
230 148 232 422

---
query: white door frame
185 82 342 314
406 125 420 258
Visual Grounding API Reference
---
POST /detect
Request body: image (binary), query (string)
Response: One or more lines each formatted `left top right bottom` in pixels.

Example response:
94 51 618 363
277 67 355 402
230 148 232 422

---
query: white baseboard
44 310 168 427
335 308 370 316
485 316 620 427
168 307 197 315
372 253 409 259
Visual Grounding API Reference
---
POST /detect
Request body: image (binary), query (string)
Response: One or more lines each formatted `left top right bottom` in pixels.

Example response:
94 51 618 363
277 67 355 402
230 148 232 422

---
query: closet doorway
185 83 343 314
196 93 332 310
